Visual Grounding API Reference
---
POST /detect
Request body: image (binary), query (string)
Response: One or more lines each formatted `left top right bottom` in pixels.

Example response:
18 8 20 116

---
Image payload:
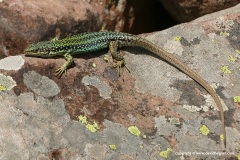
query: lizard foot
55 65 67 78
112 59 130 77
55 53 73 78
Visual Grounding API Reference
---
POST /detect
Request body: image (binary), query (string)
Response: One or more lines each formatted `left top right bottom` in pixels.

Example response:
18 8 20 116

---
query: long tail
132 37 226 147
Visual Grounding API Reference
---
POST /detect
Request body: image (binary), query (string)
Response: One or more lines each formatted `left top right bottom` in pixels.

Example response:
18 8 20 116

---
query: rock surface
159 0 240 22
0 0 101 57
0 4 240 160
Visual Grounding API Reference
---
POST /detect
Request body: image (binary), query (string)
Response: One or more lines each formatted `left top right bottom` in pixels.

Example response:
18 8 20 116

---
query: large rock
0 0 101 57
0 3 239 160
159 0 240 22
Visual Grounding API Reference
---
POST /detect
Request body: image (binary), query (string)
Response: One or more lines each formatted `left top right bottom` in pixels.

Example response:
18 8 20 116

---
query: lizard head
24 40 57 57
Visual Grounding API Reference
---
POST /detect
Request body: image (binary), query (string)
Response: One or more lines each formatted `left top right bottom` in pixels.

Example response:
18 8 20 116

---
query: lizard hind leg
109 41 130 77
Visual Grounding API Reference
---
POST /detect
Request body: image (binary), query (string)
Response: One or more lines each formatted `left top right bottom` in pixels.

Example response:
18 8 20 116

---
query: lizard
24 31 226 147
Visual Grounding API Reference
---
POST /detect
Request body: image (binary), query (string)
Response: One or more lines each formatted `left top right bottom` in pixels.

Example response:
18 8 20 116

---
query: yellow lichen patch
78 115 100 132
220 31 230 36
85 121 100 133
85 124 97 132
199 125 210 136
103 55 109 62
220 134 224 141
142 134 147 139
128 126 141 137
234 96 240 103
238 153 240 160
0 85 6 91
92 121 100 130
229 55 236 63
109 144 117 150
235 49 240 55
159 148 173 158
220 65 232 74
173 36 182 41
78 115 88 124
92 63 97 68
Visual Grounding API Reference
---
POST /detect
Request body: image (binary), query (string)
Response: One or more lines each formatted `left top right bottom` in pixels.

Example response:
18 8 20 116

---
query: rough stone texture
1 0 238 59
0 4 240 160
82 75 112 99
0 0 101 57
0 0 174 59
159 0 240 22
93 0 168 34
23 71 60 98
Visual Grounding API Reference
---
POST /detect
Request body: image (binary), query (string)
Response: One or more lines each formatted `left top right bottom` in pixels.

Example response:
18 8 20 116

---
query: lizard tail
133 37 226 148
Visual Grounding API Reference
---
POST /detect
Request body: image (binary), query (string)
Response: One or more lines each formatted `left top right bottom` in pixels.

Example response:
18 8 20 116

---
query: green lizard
24 31 226 147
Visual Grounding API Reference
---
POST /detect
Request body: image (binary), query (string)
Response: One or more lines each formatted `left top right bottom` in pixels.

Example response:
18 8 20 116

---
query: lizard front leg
109 41 130 76
55 53 74 78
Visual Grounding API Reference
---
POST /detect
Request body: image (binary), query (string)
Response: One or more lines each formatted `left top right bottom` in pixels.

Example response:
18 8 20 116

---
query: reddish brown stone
0 0 101 57
159 0 240 22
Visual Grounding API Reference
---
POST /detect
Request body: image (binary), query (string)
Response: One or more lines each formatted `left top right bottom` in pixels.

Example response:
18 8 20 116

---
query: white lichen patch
202 105 210 112
0 56 24 70
183 105 202 112
203 94 228 111
82 76 112 99
23 71 60 97
0 74 16 90
183 93 228 112
168 117 181 125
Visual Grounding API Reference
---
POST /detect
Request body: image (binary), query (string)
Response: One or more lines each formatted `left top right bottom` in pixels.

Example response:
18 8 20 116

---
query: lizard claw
113 59 130 77
55 66 67 78
54 53 73 78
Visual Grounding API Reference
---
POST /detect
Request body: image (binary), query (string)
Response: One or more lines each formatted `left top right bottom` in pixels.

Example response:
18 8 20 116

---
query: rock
0 4 239 160
0 0 101 57
159 0 240 22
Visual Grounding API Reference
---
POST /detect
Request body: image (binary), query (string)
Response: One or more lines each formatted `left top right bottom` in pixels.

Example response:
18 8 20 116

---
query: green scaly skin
24 31 226 148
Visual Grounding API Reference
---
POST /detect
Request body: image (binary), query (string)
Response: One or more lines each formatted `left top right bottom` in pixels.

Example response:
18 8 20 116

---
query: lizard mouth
24 49 51 57
24 50 40 56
